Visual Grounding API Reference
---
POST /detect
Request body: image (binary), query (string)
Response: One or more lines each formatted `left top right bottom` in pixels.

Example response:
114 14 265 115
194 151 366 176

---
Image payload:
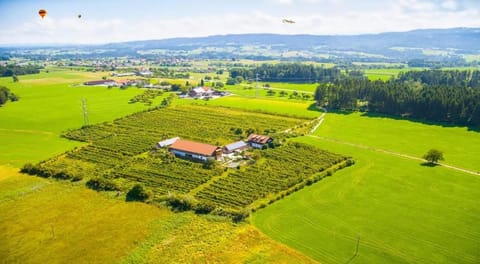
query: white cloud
441 0 458 10
0 1 478 45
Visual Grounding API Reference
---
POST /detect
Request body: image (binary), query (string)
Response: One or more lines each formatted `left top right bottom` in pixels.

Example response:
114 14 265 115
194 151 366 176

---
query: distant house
84 79 117 86
247 134 273 149
137 68 153 77
111 72 136 77
223 140 248 154
157 137 179 148
189 87 214 98
169 139 221 162
116 79 135 87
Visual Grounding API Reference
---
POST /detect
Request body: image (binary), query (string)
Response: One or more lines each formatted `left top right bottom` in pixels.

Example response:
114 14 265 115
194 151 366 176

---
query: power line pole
82 97 89 126
255 73 259 98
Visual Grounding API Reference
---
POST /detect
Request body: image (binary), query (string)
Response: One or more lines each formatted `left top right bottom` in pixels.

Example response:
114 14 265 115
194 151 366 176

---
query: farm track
307 134 480 176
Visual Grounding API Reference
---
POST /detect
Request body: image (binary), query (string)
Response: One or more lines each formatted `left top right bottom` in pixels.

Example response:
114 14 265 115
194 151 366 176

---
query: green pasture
363 68 404 81
254 136 480 263
0 72 161 167
313 111 480 171
176 95 321 119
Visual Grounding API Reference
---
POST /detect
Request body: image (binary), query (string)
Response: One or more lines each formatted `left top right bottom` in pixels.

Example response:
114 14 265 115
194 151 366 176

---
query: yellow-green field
0 167 316 264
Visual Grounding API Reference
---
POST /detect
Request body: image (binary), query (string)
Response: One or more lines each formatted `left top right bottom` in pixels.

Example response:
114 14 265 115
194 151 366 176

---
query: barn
169 139 221 162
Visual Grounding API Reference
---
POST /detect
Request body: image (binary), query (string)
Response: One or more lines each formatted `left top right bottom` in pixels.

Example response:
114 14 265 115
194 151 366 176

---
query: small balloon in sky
282 19 295 24
78 14 82 19
38 9 47 19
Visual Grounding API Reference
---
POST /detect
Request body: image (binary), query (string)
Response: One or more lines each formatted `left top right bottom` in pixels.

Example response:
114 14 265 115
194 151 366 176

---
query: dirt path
307 134 480 176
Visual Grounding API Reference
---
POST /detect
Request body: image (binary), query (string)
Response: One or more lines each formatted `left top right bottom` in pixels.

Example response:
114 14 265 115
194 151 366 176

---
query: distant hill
105 28 480 52
3 28 480 63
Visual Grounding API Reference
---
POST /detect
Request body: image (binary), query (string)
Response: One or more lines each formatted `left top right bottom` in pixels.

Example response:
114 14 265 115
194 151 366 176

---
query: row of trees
0 64 42 76
398 70 480 88
230 63 342 83
315 70 480 126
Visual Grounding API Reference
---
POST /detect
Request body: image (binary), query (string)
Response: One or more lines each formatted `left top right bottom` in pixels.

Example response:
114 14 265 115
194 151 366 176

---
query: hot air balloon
38 9 47 19
78 14 82 19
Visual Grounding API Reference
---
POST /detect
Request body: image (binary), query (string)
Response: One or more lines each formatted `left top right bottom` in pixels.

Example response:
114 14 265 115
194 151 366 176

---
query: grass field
253 136 480 263
179 95 321 118
0 166 316 264
0 72 160 167
313 112 480 171
363 68 405 81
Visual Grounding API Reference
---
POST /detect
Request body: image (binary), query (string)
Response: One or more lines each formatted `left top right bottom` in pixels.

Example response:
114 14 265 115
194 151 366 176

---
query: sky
0 0 479 45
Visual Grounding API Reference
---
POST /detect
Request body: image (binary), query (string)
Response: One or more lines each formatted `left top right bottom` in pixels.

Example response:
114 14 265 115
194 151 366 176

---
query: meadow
313 112 480 171
189 95 321 119
0 167 316 264
253 110 480 263
0 71 159 166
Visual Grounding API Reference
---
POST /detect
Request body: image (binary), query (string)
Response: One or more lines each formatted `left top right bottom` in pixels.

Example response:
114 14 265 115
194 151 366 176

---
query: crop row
195 143 347 209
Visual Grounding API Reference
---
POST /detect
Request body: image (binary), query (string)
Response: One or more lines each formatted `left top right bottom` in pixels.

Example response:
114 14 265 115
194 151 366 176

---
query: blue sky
0 0 478 45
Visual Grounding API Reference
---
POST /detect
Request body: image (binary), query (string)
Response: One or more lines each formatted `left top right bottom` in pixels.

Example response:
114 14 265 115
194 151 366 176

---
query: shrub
166 194 198 211
126 184 150 202
194 202 216 214
71 175 83 182
86 178 119 191
20 163 38 175
53 171 72 180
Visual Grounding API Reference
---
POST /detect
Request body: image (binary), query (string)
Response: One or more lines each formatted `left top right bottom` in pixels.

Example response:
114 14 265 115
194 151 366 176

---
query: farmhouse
84 79 117 86
189 87 214 98
247 134 273 149
223 140 248 154
169 139 221 162
157 137 179 148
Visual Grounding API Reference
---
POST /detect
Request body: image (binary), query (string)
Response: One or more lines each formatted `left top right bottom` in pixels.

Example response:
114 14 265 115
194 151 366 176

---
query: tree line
315 70 480 126
230 63 342 83
0 64 43 76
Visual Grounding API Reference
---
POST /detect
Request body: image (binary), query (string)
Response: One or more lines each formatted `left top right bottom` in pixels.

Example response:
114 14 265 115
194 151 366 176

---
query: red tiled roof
247 134 271 144
170 140 218 156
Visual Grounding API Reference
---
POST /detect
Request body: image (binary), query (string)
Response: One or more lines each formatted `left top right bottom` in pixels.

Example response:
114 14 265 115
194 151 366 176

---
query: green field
0 71 160 166
364 68 405 81
313 112 480 171
253 111 480 263
186 96 321 118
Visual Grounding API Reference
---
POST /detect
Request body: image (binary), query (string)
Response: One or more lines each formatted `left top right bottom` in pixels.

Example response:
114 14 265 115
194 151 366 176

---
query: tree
266 89 276 96
12 74 19 82
423 149 444 164
200 79 205 87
